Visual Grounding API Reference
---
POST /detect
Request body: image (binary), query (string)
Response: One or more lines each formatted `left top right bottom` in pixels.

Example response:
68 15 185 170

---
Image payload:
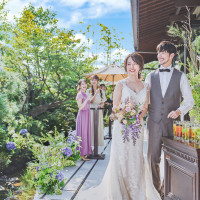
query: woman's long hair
77 79 87 91
91 75 103 99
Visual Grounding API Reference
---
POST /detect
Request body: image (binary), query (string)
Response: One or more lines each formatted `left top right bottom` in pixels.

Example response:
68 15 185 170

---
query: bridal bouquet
110 97 142 145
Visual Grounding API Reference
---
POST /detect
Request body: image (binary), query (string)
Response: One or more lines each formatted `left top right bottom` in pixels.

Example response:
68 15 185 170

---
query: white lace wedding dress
76 80 161 200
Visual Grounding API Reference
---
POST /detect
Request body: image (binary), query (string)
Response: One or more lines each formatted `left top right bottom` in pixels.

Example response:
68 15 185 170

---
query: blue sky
5 0 134 67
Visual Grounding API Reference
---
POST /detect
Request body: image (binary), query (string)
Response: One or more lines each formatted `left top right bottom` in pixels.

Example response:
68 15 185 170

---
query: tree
2 5 96 118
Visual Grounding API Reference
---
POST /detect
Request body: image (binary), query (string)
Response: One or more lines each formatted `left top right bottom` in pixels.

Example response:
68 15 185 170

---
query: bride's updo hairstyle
124 53 144 79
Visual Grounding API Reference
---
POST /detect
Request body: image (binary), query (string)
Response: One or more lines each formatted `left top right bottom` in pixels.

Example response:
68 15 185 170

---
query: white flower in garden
12 133 18 138
57 142 63 146
9 130 15 134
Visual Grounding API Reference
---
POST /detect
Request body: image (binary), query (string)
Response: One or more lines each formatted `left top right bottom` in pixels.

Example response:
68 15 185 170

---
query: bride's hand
138 115 142 123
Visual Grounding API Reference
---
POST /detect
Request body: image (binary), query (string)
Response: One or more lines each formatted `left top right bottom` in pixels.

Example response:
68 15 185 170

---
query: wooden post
93 108 99 155
105 103 113 140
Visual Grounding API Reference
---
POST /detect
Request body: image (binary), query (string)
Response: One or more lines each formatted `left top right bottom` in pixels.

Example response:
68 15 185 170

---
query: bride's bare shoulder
115 82 123 92
115 79 127 90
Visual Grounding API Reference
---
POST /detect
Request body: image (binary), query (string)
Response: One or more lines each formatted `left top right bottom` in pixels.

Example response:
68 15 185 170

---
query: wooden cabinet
162 137 200 200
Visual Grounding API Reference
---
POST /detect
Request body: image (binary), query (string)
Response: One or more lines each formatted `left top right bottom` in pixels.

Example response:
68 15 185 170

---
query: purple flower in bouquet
55 171 64 183
110 98 142 145
63 147 73 157
6 142 16 151
20 129 28 135
36 166 40 172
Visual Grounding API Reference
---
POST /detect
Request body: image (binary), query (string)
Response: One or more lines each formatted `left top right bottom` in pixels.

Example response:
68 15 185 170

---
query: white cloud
111 48 130 61
74 33 93 48
59 0 88 8
90 0 130 11
5 0 54 22
58 12 83 28
94 48 130 66
59 0 130 27
5 0 29 22
4 0 130 28
60 0 129 11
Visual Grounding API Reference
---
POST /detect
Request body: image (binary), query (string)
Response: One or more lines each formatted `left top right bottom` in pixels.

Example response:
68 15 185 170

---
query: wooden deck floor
34 127 164 200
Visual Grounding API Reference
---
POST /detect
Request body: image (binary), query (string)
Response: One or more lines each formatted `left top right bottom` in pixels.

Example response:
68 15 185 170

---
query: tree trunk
28 99 68 118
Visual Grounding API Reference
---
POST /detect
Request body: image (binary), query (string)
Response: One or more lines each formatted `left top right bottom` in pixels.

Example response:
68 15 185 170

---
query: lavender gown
76 91 92 156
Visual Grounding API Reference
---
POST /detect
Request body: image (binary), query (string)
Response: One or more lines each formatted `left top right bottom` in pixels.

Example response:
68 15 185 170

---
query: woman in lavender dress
76 79 92 161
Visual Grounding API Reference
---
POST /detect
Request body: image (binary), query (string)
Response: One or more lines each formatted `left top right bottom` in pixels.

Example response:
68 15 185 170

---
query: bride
77 53 161 200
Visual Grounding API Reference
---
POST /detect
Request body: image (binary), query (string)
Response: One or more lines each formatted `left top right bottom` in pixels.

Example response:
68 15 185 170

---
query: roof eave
130 0 139 51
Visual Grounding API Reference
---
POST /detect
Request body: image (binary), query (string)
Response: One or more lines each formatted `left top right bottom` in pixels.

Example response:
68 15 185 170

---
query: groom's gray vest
149 68 182 126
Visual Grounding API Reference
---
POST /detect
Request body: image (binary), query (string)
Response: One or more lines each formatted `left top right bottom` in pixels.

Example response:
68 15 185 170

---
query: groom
145 41 194 197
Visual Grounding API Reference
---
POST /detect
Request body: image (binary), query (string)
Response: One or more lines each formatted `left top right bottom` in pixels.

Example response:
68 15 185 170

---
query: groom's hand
167 109 181 119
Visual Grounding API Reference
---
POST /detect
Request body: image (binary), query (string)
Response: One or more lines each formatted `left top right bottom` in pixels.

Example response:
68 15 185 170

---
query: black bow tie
159 69 170 72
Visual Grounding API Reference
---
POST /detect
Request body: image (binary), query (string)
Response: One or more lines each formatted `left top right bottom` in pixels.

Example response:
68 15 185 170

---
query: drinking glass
173 120 177 140
182 121 186 143
191 123 195 144
195 124 200 146
185 122 190 143
176 121 182 141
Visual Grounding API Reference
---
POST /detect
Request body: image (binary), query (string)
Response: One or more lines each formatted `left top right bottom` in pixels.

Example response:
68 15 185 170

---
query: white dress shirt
145 65 194 115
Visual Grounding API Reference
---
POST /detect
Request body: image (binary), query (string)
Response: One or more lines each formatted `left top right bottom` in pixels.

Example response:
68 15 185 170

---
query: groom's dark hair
156 41 177 55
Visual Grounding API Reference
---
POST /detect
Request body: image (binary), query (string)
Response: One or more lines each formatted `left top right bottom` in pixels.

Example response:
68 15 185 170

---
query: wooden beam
140 16 170 27
169 14 196 22
130 0 139 51
140 0 174 11
139 21 170 31
140 6 174 21
175 0 200 8
139 29 168 38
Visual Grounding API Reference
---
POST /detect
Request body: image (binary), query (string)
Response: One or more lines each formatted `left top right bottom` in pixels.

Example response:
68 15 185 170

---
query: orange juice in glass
176 121 182 141
173 121 177 140
191 123 196 143
182 122 186 142
185 122 190 143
